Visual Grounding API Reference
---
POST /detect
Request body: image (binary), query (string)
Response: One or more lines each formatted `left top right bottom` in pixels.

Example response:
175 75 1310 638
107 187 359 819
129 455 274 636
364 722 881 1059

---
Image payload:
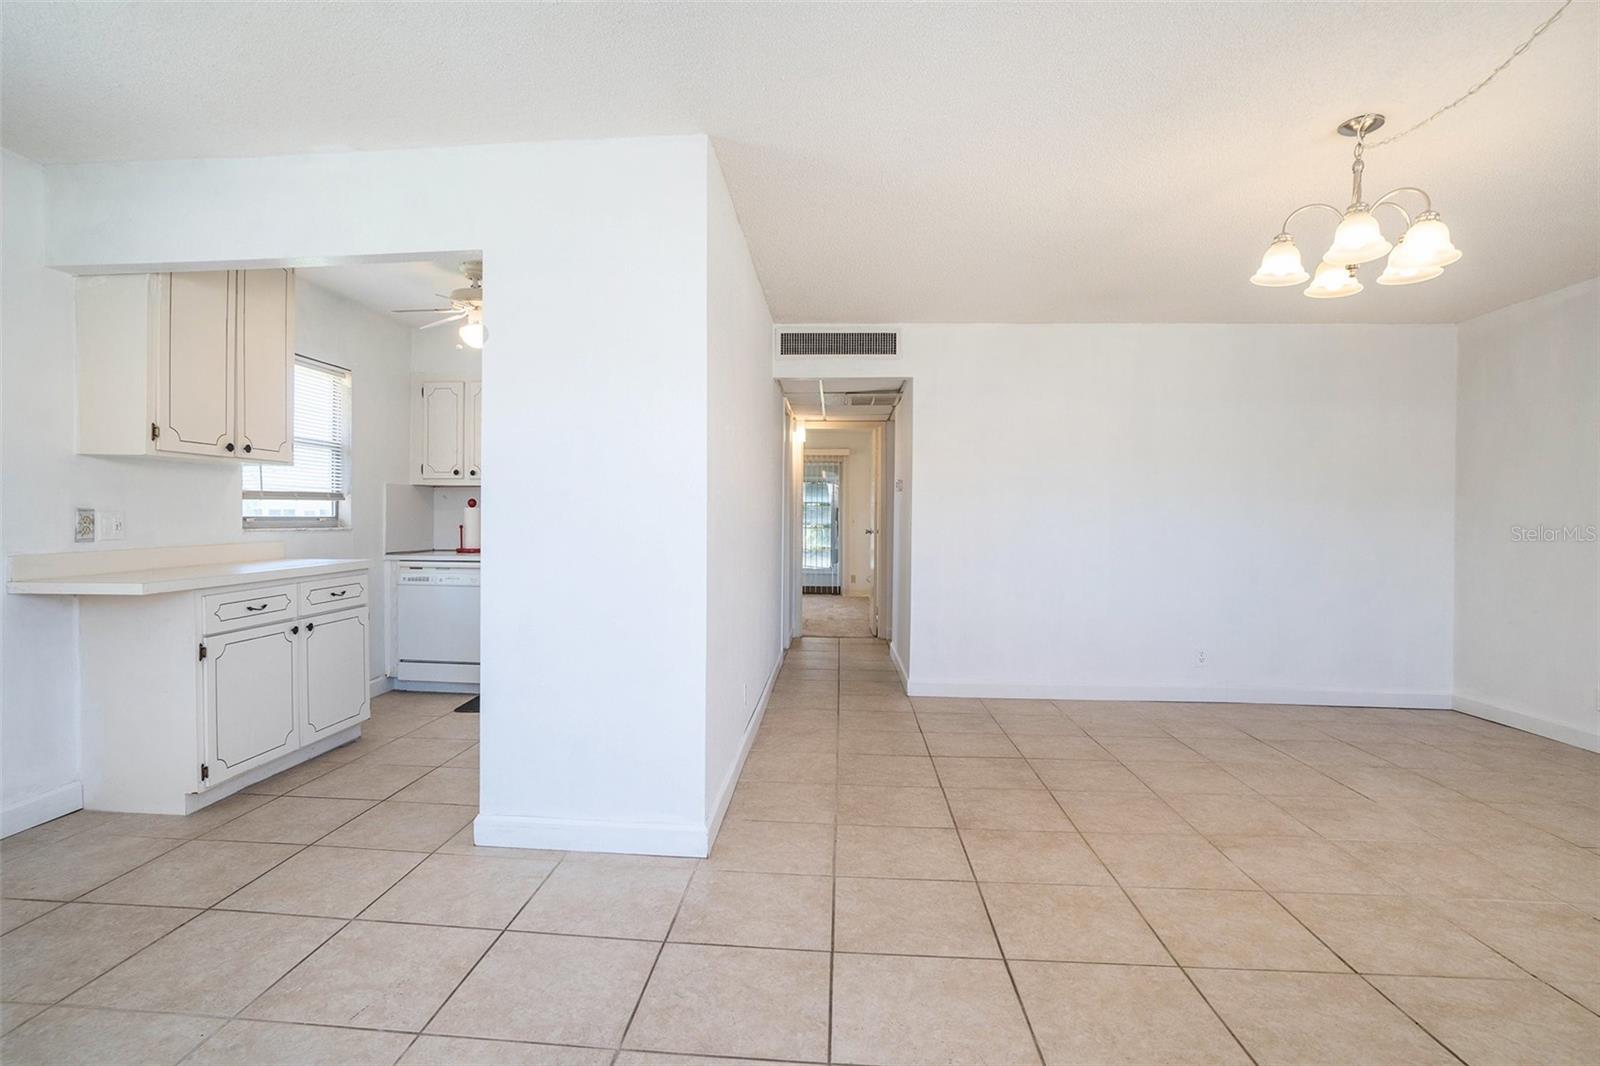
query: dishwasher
395 563 481 685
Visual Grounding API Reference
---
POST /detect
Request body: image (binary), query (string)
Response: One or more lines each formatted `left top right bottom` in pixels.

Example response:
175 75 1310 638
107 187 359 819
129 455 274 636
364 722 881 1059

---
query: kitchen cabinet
205 620 300 783
76 269 294 464
411 376 481 485
303 607 371 740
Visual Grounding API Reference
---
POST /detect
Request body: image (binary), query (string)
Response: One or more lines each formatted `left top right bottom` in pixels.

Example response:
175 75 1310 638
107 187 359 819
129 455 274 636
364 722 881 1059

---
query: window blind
241 356 352 501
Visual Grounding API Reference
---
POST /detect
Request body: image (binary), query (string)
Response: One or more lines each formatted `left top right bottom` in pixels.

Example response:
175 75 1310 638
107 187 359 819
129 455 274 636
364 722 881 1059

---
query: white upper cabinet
76 269 294 464
412 377 480 484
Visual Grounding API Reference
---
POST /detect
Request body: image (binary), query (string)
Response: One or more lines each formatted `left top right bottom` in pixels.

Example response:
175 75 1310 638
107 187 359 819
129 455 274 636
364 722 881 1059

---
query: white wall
1455 278 1599 749
411 323 483 378
804 426 876 597
780 324 1458 707
704 147 782 825
0 150 414 832
892 387 914 680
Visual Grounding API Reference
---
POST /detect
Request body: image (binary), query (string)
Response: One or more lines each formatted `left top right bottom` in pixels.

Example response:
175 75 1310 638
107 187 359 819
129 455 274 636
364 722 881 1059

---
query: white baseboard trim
705 654 784 852
1454 693 1600 752
889 642 909 689
904 677 1452 710
472 812 710 857
2 781 84 838
369 675 394 699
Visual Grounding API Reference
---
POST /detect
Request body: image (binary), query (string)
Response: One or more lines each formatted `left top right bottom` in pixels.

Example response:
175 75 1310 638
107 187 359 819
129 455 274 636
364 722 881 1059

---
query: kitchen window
242 355 352 529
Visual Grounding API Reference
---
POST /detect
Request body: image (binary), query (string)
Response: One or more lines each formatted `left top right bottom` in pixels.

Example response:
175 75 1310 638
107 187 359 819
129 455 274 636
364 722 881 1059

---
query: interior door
801 457 844 594
419 381 465 480
465 380 483 480
236 268 294 463
156 271 233 456
302 607 370 741
203 620 298 785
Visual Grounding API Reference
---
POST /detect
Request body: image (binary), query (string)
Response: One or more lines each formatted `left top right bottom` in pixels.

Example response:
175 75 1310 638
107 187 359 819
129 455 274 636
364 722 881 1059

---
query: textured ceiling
299 258 476 327
3 2 1595 324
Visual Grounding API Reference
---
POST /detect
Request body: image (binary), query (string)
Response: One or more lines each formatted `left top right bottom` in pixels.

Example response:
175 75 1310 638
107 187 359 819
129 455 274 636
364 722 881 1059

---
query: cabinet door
156 271 234 457
465 380 483 481
418 381 465 480
301 607 371 742
236 268 295 464
203 620 299 785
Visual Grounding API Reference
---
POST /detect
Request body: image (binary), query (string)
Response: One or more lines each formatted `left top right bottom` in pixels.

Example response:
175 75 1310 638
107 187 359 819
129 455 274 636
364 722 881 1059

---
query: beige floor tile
0 900 59 935
1339 841 1552 900
436 825 563 862
1371 976 1600 1066
363 852 557 929
959 829 1115 885
1213 836 1400 894
1130 888 1346 971
187 1018 415 1065
315 733 394 764
1012 961 1250 1065
1008 735 1115 760
244 920 494 1031
837 728 927 755
408 713 481 741
669 869 832 950
1468 842 1600 916
360 737 476 767
830 953 1039 1065
835 825 971 880
1126 761 1254 796
0 831 180 901
1492 800 1600 847
217 845 422 918
390 767 480 806
317 800 476 852
83 840 299 908
945 788 1074 831
1085 833 1256 889
915 711 1003 735
1097 736 1208 763
0 1005 221 1066
1267 794 1436 842
982 883 1170 964
99 793 276 840
201 796 375 845
0 1002 46 1036
445 746 480 770
837 754 938 787
289 761 432 801
738 750 838 785
240 760 339 796
1441 899 1600 983
613 1052 806 1066
66 910 342 1016
836 785 952 827
402 1035 612 1064
624 943 829 1061
0 902 197 1003
1276 892 1523 977
1551 979 1600 1014
923 732 1021 757
934 757 1042 789
1190 969 1454 1066
725 781 836 824
1054 791 1195 834
1030 759 1149 792
834 877 998 957
911 697 989 715
704 820 834 875
512 854 694 939
750 727 838 756
428 932 657 1046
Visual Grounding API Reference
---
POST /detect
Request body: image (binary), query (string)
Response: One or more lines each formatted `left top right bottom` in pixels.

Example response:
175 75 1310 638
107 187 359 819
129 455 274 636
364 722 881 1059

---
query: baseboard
889 642 909 689
704 654 783 852
904 677 1452 710
1454 692 1600 753
369 675 394 699
472 812 710 857
2 781 84 838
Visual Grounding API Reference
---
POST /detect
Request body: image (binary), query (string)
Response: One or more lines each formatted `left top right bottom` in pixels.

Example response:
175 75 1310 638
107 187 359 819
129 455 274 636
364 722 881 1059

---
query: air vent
777 331 898 357
846 391 900 407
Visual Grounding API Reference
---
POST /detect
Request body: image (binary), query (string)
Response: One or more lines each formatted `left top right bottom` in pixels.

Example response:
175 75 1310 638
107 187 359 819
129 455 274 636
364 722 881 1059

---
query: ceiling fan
392 259 485 347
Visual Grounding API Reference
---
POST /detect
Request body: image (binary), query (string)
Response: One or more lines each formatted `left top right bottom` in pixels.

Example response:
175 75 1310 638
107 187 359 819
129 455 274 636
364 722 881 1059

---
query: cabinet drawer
201 583 298 635
299 575 368 615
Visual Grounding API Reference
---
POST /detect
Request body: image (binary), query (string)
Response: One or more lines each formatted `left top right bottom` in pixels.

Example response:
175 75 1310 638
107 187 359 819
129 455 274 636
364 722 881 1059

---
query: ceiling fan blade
391 307 456 314
418 312 468 329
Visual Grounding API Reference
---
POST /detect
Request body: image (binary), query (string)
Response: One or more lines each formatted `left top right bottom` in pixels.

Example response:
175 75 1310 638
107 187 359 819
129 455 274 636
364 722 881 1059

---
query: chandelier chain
1368 0 1573 149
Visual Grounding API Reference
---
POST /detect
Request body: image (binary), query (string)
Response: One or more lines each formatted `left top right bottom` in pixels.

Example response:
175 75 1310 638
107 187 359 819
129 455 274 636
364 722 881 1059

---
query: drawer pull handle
244 603 271 612
329 590 348 597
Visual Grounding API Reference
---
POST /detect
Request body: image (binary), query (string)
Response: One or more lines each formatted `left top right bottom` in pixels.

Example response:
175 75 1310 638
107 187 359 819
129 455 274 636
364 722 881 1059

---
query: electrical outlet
75 508 96 543
98 510 125 540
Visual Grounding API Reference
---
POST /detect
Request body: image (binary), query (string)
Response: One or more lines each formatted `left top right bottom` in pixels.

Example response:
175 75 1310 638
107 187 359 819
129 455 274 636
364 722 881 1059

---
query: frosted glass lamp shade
1323 209 1393 265
1377 239 1443 285
459 319 485 349
1251 235 1310 286
1399 214 1462 268
1304 261 1363 299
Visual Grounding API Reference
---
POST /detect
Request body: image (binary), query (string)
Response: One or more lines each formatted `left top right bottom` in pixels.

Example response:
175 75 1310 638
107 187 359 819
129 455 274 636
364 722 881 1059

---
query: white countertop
7 557 370 597
386 550 483 563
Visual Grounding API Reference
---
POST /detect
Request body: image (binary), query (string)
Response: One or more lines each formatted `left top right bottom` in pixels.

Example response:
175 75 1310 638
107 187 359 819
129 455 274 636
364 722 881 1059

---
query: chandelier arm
1278 202 1344 235
1370 200 1413 230
1369 187 1434 217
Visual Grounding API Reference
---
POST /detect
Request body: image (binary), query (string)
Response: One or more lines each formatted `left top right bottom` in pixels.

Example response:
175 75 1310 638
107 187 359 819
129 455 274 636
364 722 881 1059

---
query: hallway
802 594 874 637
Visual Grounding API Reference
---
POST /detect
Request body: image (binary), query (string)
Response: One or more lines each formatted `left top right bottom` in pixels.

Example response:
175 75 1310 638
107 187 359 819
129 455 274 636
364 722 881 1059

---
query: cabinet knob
306 622 315 632
469 469 478 477
242 443 252 453
290 625 299 634
225 442 236 453
453 469 461 476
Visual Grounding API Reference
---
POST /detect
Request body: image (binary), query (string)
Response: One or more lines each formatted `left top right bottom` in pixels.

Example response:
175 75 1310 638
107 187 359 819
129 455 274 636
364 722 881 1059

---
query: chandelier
1250 113 1461 298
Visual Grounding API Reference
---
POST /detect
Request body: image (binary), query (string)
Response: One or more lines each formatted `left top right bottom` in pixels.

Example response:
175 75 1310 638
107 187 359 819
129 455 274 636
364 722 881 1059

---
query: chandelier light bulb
1323 209 1393 265
1304 261 1363 299
1250 235 1310 287
1399 212 1462 268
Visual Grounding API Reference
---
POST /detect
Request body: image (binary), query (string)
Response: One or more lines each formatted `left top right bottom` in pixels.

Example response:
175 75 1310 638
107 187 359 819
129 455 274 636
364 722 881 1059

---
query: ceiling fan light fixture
1251 234 1310 287
459 310 485 349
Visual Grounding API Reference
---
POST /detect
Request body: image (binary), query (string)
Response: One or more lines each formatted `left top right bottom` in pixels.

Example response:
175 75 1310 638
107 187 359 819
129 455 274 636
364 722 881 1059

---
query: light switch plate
75 508 96 543
99 510 126 540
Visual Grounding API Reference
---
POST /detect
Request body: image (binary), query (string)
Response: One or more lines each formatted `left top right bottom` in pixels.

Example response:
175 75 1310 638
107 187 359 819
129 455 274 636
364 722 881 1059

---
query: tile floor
2 638 1598 1064
801 594 874 637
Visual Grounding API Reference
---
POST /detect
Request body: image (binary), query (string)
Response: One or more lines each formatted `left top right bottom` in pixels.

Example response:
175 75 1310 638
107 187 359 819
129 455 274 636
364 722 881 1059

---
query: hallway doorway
802 591 874 636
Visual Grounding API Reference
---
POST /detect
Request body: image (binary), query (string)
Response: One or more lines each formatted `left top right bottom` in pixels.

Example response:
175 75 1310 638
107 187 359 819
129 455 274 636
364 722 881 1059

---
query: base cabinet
205 620 300 784
304 608 371 740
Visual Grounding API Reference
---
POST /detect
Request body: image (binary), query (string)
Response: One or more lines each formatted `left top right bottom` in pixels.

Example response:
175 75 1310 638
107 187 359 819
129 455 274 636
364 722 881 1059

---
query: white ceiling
783 379 905 422
4 2 1595 324
298 258 475 327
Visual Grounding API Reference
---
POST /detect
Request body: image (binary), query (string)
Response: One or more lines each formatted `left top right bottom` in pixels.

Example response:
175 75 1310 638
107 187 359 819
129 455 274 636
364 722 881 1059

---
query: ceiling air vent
846 391 900 407
777 331 898 357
